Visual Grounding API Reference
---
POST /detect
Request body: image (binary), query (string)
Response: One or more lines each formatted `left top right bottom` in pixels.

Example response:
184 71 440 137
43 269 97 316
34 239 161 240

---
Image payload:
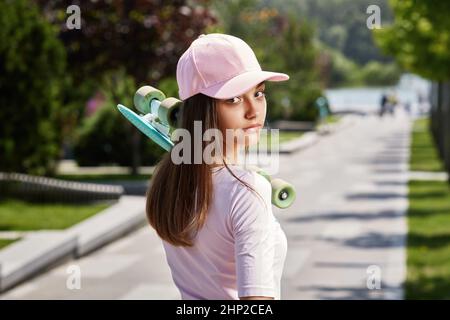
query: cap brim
200 70 289 99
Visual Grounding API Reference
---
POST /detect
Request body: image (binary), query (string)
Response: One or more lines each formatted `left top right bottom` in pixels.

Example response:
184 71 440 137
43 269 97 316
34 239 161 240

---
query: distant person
417 92 429 115
315 96 329 121
404 101 411 116
388 92 398 115
379 93 388 117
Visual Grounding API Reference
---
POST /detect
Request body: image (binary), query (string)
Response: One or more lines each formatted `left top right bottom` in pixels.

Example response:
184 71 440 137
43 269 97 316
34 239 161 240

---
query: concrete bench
0 172 124 202
0 231 77 292
64 195 146 257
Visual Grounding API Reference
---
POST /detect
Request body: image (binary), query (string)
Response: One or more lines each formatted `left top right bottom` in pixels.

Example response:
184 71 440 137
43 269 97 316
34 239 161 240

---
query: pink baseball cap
176 33 289 100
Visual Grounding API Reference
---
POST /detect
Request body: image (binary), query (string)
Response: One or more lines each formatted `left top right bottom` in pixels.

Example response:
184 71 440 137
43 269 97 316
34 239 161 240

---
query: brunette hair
146 93 264 247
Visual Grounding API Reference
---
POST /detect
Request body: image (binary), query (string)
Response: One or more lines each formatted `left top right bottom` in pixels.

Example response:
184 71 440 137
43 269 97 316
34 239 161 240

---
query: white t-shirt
162 165 288 299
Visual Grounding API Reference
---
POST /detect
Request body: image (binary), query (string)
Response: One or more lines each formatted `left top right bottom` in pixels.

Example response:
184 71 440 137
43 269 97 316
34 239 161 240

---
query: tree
35 0 218 86
374 0 450 182
0 0 66 175
267 15 322 121
212 0 323 121
73 69 165 168
373 0 450 81
34 0 218 173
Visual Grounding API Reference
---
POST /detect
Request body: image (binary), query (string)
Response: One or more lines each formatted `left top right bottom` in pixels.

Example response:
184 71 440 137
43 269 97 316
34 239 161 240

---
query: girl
146 33 289 300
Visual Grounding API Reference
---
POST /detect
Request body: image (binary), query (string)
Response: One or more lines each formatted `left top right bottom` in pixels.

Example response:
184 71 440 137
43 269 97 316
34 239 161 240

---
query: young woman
146 33 289 300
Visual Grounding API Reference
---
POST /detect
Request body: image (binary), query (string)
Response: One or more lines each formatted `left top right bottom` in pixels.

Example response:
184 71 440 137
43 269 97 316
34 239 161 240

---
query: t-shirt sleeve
229 170 276 298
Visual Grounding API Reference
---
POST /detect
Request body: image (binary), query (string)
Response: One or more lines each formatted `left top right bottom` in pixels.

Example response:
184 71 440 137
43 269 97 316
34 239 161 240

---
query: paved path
0 112 411 300
277 112 410 299
1 223 179 299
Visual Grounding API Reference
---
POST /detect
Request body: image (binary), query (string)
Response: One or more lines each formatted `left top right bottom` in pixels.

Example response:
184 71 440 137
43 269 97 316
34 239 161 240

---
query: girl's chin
230 130 261 147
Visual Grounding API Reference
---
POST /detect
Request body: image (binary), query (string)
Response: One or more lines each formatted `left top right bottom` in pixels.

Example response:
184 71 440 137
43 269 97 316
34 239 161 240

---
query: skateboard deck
117 104 173 152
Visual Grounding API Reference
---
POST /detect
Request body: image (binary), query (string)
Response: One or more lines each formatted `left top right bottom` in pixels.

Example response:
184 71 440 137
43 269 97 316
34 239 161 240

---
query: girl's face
216 82 266 149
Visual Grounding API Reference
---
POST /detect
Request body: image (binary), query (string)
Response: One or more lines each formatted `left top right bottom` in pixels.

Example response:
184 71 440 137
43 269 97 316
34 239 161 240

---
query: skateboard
117 86 296 209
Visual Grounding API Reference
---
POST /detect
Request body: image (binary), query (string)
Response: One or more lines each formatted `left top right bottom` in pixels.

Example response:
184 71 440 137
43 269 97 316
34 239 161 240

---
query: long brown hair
146 93 264 247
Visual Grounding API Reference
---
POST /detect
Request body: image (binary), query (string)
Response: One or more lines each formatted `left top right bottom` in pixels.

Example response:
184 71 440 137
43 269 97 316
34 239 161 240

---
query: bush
360 61 401 86
0 0 66 175
73 70 165 167
328 48 362 87
263 16 323 122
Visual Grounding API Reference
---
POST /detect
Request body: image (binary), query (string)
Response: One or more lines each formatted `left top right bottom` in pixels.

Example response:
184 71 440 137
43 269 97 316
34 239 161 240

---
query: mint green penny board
117 104 174 152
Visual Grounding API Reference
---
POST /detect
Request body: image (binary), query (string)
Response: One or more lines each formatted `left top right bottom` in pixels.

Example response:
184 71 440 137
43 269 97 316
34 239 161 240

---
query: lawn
250 130 303 152
277 131 304 144
410 117 444 172
323 114 341 124
0 199 110 231
0 238 19 250
56 174 151 182
406 117 450 299
406 180 450 299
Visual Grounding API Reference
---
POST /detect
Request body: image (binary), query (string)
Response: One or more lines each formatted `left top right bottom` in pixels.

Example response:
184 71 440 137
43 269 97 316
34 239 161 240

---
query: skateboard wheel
134 86 166 115
270 178 296 209
159 97 183 127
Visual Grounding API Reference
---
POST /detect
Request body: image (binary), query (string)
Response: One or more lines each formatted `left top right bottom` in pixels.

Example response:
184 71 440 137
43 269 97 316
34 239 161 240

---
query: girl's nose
244 99 259 120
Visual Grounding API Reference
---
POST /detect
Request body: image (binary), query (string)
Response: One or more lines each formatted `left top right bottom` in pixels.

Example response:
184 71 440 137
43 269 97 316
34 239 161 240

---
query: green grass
280 131 304 143
56 174 151 182
0 199 110 231
260 130 304 145
406 117 450 299
406 180 450 299
410 118 444 172
323 114 341 124
0 238 19 250
250 131 303 152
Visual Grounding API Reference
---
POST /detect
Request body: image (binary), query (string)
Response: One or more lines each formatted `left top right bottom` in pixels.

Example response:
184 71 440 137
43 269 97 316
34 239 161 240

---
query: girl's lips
243 124 262 132
244 124 261 130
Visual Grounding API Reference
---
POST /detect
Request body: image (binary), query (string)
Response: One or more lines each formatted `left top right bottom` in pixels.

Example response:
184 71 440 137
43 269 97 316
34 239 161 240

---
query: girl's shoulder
213 165 271 202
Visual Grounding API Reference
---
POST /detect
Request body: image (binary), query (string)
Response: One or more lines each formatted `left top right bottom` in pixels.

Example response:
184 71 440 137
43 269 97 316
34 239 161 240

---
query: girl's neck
211 144 240 167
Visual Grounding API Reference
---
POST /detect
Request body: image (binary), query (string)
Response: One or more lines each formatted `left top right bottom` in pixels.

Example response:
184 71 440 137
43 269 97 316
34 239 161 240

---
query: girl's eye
226 97 241 104
225 90 265 104
255 90 265 98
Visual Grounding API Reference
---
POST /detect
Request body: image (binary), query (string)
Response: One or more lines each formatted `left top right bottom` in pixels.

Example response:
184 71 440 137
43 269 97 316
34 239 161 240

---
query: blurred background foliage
0 0 408 175
34 0 217 174
373 0 450 81
211 0 322 121
0 0 66 175
73 68 165 168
